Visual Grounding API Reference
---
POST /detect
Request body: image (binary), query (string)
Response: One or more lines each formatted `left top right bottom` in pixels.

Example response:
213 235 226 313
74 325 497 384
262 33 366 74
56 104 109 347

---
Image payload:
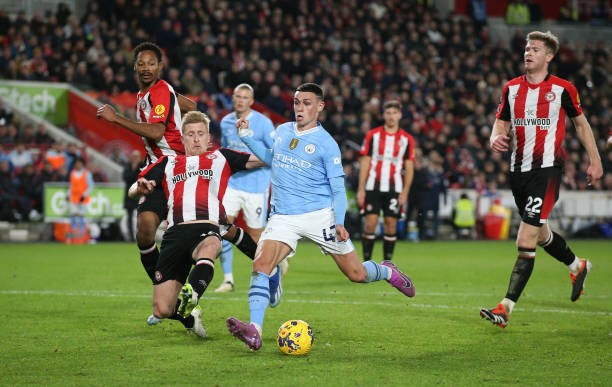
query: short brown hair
526 31 559 55
182 111 210 132
383 100 402 111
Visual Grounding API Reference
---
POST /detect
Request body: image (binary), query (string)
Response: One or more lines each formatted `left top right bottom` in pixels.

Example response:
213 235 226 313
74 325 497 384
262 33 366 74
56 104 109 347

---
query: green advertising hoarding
0 81 68 125
44 183 125 221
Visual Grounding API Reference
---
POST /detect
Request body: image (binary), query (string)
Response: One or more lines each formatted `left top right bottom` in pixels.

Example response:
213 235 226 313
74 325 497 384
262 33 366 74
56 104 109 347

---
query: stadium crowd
0 0 610 226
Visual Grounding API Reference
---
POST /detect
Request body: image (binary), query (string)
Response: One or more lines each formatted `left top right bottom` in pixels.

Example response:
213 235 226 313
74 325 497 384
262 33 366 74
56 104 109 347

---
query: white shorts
222 187 269 229
260 208 355 256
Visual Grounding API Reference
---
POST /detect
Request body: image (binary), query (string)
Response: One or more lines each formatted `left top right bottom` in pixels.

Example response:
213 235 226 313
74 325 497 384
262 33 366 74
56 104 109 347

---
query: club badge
305 144 316 154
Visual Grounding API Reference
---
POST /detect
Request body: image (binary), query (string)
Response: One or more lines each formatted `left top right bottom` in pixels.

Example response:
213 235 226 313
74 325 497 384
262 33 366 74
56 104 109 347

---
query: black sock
229 227 257 260
362 234 375 261
188 258 215 299
139 242 159 283
539 231 575 265
383 234 397 261
505 250 535 302
168 302 194 328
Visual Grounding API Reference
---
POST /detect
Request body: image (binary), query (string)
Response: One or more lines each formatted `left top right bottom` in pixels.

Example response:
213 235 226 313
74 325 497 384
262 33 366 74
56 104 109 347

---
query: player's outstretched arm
177 94 196 114
236 117 273 165
96 104 166 142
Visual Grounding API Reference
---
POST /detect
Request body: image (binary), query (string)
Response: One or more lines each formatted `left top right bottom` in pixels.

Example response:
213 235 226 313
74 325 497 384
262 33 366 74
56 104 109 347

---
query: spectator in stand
558 0 579 23
0 159 32 221
0 125 9 145
421 151 447 240
181 68 203 96
263 84 288 116
34 124 54 145
0 144 10 166
64 142 82 171
18 163 43 215
526 0 543 23
8 142 34 171
506 1 531 25
44 142 67 171
1 123 19 144
468 0 487 34
406 151 428 241
39 160 59 183
19 124 36 144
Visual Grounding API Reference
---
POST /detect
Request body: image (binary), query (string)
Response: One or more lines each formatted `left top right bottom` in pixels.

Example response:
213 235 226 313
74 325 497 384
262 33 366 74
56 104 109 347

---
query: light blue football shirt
220 110 275 193
268 122 345 215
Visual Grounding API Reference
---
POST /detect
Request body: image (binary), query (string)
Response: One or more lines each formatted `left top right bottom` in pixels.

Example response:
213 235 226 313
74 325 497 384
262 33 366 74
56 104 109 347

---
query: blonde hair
182 111 210 132
233 83 254 96
526 30 559 55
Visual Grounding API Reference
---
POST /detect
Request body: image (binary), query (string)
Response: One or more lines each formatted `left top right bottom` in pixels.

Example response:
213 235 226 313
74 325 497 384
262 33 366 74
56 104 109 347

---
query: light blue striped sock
249 272 270 328
363 260 391 282
220 240 233 277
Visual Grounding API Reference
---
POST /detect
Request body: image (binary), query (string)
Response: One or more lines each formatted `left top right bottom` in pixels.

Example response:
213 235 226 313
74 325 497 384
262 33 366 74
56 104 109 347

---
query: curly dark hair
133 42 163 63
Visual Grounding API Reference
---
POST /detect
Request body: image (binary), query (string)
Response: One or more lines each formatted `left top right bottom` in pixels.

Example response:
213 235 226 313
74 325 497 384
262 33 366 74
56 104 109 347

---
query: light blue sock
363 260 391 282
249 272 270 329
220 240 234 276
79 217 86 236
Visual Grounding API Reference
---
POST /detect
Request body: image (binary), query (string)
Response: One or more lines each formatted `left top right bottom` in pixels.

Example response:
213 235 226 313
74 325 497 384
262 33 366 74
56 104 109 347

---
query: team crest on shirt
305 144 316 154
138 99 147 110
153 104 166 117
545 92 556 102
289 138 299 150
207 154 217 159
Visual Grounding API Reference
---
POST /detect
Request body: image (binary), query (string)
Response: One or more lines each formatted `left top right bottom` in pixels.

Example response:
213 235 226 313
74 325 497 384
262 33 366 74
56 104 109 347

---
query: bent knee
153 302 175 319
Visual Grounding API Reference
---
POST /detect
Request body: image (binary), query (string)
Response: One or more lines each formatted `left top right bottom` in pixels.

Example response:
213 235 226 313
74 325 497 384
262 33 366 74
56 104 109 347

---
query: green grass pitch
0 240 610 386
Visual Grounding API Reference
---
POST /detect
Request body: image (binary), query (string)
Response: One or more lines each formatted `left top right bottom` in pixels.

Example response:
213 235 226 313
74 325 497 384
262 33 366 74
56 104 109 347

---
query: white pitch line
0 289 609 316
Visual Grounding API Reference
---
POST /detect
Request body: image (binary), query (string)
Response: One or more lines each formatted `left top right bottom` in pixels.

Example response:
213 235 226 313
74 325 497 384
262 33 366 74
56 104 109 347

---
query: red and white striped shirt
139 148 250 228
136 79 184 163
496 74 582 172
360 126 415 192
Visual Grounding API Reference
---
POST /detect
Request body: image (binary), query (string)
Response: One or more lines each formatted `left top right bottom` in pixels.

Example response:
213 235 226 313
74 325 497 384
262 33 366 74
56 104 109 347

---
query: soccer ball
276 320 314 355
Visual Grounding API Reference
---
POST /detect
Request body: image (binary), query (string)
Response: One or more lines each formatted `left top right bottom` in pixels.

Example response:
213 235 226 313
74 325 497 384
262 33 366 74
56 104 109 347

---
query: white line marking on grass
1 290 609 316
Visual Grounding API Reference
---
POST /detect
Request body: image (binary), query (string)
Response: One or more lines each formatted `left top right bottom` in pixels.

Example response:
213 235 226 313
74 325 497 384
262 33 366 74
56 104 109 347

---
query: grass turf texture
0 240 610 386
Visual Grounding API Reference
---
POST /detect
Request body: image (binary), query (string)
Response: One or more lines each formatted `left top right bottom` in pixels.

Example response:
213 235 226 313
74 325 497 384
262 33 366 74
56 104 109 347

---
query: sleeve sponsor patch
154 104 166 117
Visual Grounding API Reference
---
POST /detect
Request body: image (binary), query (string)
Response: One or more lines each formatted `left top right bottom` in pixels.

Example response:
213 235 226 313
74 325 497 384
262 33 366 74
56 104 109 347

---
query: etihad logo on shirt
513 117 551 128
172 169 214 184
273 152 312 169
